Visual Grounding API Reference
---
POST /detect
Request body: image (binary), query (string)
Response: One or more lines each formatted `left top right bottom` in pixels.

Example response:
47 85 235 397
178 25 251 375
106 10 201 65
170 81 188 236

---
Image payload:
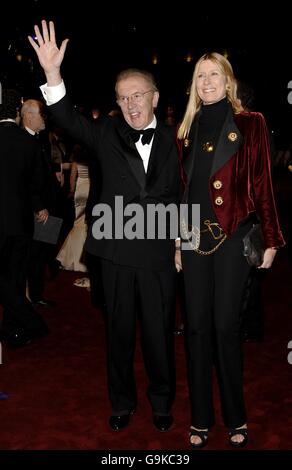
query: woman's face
196 59 227 105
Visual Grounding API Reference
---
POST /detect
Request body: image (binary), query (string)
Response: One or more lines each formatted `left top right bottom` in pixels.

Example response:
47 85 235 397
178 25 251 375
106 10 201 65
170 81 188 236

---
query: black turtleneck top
189 97 229 224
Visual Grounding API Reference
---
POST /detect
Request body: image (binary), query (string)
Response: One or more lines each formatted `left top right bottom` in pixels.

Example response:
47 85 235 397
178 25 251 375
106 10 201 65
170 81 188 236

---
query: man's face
27 106 46 132
116 76 159 130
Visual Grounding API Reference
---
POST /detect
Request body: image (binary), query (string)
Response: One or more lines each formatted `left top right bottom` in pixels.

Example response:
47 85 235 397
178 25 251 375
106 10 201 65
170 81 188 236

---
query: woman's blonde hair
177 52 243 140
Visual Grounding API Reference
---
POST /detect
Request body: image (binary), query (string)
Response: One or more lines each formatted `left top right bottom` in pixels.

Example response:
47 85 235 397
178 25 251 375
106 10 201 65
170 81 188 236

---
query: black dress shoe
4 329 33 348
32 299 56 308
109 410 135 431
2 323 48 348
153 414 173 432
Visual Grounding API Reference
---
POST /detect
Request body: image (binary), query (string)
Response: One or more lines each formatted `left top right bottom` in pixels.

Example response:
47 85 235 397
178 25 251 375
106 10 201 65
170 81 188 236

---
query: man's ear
153 91 159 109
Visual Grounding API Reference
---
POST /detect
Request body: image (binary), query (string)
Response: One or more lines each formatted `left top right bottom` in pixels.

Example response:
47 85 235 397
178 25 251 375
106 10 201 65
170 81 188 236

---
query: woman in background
57 144 90 283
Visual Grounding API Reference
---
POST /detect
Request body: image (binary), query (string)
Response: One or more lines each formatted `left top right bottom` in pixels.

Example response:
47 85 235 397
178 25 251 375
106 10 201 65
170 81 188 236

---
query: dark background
1 1 291 146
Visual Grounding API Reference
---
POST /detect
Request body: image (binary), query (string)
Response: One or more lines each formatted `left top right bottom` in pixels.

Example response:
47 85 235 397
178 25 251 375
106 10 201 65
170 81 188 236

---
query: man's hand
35 209 49 224
28 20 69 86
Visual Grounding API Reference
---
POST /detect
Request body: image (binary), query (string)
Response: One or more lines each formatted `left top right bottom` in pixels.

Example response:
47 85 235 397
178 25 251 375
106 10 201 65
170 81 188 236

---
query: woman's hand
28 20 69 85
258 247 277 269
55 171 64 186
175 241 182 272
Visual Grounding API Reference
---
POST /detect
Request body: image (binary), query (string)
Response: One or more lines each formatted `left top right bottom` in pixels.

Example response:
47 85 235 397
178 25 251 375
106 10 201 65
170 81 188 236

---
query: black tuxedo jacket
0 122 44 249
49 96 180 270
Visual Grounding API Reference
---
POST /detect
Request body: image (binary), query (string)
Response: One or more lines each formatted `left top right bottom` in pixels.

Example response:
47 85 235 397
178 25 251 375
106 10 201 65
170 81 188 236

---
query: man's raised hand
28 20 69 85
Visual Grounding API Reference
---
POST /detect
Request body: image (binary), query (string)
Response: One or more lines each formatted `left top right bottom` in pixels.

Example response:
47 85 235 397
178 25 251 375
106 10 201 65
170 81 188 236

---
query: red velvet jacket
180 107 285 249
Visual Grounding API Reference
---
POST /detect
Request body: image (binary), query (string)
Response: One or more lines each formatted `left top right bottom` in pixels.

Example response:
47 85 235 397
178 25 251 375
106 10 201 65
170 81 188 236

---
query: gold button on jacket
215 196 223 206
213 180 223 190
228 132 237 142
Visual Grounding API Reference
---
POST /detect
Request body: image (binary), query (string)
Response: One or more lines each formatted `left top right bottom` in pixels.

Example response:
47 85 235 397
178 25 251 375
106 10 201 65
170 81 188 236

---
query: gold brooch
184 138 190 147
202 141 214 153
228 132 237 142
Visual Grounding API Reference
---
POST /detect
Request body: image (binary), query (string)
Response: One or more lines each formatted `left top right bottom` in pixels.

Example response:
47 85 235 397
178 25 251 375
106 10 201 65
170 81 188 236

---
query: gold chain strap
181 219 227 255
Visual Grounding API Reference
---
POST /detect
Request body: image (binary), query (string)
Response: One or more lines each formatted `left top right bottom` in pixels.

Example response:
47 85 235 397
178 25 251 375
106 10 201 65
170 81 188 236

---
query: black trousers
0 236 47 334
101 259 176 416
182 227 251 429
27 239 52 301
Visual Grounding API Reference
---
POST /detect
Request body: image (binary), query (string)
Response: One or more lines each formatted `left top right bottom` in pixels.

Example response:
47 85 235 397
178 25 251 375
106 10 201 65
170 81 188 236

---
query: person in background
49 126 74 242
56 143 90 279
236 81 265 342
163 103 186 335
29 20 180 433
21 99 58 307
0 90 49 347
164 104 176 127
84 112 105 308
175 52 284 448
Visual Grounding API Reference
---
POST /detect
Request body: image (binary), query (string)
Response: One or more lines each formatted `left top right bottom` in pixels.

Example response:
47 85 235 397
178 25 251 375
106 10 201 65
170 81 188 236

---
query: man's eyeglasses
117 90 154 106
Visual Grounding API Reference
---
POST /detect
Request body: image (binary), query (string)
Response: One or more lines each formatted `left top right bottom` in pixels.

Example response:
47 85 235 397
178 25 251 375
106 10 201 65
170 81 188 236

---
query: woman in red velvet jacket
175 52 285 449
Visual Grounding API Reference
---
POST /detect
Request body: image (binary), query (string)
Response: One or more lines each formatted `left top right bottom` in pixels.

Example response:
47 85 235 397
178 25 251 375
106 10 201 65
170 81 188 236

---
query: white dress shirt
135 116 156 172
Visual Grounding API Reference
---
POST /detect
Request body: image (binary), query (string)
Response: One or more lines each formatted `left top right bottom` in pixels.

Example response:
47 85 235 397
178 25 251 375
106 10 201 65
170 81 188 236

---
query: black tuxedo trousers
101 259 176 415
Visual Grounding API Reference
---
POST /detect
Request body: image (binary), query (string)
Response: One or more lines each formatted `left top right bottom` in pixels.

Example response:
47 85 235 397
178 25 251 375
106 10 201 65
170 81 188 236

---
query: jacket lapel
145 122 172 191
114 118 146 189
210 106 243 177
114 119 173 195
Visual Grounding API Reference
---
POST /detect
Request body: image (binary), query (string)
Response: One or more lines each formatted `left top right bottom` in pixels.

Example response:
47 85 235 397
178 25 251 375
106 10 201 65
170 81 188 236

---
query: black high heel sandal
189 428 208 449
229 427 248 447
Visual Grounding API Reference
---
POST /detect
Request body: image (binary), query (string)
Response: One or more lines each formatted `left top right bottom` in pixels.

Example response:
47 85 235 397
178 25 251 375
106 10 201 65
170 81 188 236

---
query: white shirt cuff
40 80 66 106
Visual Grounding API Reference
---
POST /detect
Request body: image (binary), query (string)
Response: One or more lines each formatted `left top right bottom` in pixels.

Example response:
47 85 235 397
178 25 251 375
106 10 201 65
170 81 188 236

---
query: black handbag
242 224 265 267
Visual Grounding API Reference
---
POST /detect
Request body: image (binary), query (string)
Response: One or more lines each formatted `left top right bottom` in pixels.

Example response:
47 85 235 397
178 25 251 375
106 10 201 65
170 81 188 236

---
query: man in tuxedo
0 90 49 347
29 21 180 432
21 99 59 307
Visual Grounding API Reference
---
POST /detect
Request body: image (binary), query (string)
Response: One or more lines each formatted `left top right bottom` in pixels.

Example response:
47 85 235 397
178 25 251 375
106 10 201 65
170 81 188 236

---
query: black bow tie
130 128 155 145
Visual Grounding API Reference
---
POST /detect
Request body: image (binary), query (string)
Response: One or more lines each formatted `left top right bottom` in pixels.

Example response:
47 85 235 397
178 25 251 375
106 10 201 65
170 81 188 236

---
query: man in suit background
0 90 49 347
29 20 180 432
21 99 60 307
